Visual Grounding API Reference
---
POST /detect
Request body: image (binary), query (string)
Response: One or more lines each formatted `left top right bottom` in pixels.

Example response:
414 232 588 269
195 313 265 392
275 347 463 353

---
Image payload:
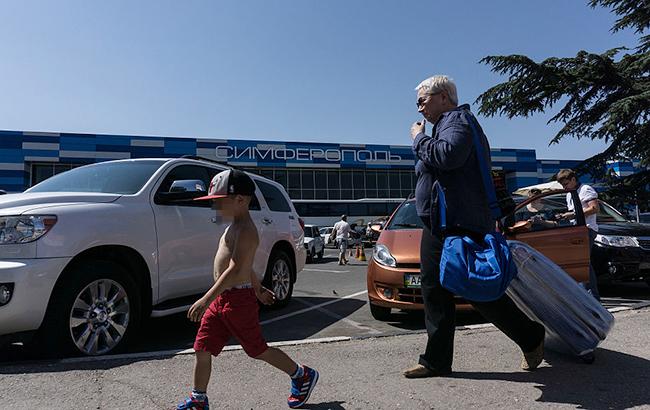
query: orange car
367 190 591 320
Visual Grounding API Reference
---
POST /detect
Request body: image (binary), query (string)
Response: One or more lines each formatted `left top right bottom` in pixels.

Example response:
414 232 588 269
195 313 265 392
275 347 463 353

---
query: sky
0 1 639 160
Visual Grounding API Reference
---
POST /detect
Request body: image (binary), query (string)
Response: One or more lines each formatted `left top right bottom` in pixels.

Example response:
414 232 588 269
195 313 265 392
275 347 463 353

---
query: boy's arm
188 228 258 322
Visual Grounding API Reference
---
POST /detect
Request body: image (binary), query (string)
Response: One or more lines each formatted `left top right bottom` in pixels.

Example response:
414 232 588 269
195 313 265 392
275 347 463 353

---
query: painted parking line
55 336 352 365
303 268 350 273
260 290 369 326
292 297 381 335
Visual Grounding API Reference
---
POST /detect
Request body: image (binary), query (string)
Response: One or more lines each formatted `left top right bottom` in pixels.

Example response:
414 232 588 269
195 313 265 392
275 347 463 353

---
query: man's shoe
403 364 451 379
521 338 544 371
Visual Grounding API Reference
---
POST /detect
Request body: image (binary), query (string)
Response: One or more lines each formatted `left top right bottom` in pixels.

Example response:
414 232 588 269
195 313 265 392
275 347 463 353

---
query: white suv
0 157 306 356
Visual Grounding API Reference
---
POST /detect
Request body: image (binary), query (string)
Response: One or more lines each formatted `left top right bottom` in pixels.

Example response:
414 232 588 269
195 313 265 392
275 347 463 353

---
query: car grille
397 263 421 269
638 238 650 250
398 287 423 304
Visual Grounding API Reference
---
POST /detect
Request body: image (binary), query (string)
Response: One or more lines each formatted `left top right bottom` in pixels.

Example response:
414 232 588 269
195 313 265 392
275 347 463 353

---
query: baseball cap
194 169 256 201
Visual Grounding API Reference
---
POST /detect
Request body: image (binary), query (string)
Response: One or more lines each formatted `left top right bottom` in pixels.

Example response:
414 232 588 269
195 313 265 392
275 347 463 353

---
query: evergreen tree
476 0 649 209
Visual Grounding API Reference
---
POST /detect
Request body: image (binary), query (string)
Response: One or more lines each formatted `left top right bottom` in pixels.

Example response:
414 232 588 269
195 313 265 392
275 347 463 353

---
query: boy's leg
255 347 319 409
193 351 213 392
255 346 298 374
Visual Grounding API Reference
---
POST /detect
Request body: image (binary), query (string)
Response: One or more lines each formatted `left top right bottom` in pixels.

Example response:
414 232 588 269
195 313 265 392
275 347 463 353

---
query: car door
503 191 590 282
152 164 224 302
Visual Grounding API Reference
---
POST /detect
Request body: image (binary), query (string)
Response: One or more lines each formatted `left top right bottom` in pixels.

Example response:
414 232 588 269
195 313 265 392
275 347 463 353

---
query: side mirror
156 179 207 204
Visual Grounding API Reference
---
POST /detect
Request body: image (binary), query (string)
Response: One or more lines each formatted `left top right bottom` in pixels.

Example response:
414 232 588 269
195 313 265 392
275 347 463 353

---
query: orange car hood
377 228 423 265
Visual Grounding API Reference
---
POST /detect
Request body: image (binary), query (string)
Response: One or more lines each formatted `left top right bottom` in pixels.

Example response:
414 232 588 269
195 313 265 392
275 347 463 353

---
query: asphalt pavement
1 248 650 409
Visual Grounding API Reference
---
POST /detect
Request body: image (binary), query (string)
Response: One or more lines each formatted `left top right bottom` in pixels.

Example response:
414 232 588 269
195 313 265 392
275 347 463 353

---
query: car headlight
0 215 57 244
594 234 639 248
373 244 397 268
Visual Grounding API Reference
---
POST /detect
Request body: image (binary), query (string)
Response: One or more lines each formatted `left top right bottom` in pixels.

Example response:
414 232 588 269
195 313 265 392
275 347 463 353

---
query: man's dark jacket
412 104 494 235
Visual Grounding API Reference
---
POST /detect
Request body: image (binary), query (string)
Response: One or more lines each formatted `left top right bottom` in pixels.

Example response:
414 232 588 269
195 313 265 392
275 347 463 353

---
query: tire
263 250 294 309
369 302 391 321
39 260 141 357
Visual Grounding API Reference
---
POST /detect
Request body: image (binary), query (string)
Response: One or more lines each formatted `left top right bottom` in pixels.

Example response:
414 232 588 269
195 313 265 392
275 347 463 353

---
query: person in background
333 214 351 265
556 168 601 300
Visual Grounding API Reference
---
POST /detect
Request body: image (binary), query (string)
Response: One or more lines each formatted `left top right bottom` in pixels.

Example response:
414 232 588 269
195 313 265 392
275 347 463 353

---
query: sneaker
288 366 319 408
177 396 209 410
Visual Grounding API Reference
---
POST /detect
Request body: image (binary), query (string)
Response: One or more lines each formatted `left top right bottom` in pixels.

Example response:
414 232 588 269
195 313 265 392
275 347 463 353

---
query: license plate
404 274 421 288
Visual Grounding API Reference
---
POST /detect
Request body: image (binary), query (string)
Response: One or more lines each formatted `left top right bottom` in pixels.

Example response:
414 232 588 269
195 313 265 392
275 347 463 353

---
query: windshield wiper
392 223 421 228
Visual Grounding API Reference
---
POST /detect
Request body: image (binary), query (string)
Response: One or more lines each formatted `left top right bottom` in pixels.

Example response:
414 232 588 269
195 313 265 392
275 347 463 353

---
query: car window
156 165 211 208
597 201 627 223
386 201 423 230
28 160 165 194
506 193 577 233
257 180 291 212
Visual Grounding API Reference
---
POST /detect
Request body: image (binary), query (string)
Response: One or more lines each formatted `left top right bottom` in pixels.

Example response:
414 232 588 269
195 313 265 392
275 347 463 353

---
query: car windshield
386 201 424 230
597 201 628 223
27 160 166 195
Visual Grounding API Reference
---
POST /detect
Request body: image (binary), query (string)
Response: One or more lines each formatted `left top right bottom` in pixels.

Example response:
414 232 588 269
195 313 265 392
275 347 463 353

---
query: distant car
367 190 592 321
304 224 325 262
320 227 336 248
592 201 650 285
0 190 6 195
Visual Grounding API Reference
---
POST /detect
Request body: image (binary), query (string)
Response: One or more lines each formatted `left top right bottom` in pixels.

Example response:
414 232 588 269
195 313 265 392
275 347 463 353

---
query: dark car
593 201 650 285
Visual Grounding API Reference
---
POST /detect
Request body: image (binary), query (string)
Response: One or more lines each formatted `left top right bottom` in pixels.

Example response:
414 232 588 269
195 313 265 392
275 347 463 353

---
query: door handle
571 238 584 245
263 218 273 225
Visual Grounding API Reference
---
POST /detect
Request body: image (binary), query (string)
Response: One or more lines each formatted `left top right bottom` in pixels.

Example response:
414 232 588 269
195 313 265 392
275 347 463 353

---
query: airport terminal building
0 130 640 197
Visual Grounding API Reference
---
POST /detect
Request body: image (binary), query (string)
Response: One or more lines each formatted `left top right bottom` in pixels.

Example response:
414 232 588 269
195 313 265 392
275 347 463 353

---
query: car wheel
40 260 141 357
264 250 294 308
369 302 391 321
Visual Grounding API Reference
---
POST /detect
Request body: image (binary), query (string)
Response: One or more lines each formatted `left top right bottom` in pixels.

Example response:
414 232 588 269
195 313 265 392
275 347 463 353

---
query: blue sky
0 1 638 160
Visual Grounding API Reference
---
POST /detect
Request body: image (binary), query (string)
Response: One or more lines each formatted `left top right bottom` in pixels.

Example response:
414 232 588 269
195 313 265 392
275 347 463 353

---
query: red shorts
193 288 268 358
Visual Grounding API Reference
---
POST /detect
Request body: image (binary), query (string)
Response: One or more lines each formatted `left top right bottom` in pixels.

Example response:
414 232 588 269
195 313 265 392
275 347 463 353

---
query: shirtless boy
177 169 319 409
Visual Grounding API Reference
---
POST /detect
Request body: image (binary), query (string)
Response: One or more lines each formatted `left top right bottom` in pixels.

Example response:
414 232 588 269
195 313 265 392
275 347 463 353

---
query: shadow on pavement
452 347 650 409
301 401 347 409
0 296 367 372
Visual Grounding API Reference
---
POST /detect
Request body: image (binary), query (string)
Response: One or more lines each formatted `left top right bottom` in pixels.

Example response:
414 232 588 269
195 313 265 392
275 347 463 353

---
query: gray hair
415 75 458 105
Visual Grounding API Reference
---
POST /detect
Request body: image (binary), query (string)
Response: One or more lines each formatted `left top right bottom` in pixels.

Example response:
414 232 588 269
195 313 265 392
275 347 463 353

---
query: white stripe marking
293 296 381 335
260 290 368 325
303 268 350 273
55 336 351 365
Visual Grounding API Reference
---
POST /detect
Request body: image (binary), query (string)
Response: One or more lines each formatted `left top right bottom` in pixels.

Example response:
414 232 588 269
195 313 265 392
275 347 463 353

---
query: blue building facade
0 130 642 199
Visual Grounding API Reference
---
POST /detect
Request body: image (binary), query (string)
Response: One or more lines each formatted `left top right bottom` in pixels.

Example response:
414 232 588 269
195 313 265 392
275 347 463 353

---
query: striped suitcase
506 240 614 362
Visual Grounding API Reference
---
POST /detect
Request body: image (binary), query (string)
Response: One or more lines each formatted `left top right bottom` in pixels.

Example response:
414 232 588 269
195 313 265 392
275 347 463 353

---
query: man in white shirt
557 169 601 300
333 215 351 265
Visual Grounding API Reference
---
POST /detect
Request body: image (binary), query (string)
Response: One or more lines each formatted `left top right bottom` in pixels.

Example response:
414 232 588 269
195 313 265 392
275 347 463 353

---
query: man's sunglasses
416 91 442 108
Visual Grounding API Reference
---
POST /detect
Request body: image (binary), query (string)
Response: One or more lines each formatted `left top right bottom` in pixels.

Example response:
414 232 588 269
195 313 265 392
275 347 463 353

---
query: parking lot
2 247 650 365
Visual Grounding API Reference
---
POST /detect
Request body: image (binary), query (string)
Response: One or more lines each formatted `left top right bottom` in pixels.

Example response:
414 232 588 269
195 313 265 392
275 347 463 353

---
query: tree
475 0 649 202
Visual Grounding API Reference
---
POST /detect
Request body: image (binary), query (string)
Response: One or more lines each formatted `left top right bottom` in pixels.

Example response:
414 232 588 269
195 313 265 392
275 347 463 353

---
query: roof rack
180 155 238 169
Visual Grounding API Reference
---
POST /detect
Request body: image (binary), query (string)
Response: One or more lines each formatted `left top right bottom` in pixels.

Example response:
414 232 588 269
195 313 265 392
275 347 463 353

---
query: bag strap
435 110 500 229
464 111 501 220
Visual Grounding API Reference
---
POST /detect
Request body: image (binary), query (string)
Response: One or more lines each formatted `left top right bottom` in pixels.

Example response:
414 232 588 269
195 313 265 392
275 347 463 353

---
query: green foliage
476 0 649 197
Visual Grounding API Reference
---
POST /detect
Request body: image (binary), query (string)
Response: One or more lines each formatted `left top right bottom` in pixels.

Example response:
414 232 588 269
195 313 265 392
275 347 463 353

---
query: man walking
333 214 351 265
405 75 545 378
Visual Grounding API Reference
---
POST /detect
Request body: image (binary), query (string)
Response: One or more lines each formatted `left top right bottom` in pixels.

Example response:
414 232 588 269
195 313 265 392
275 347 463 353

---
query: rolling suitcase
506 240 614 363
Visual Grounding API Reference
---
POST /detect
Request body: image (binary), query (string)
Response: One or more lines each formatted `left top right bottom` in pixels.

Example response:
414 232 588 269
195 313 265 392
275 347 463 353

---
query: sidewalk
1 308 649 409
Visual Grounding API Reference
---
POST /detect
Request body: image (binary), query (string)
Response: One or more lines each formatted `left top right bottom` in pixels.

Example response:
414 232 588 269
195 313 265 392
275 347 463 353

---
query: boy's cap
194 169 256 201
